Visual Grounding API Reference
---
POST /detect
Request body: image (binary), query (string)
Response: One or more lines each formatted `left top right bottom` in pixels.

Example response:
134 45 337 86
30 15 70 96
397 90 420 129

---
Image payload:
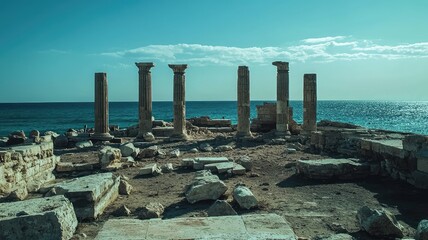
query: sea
0 101 427 137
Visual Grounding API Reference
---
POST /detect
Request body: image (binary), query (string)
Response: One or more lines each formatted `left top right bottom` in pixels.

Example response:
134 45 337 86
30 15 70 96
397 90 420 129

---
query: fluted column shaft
302 74 317 134
93 72 113 140
272 61 290 135
169 64 189 140
135 62 155 137
237 66 252 137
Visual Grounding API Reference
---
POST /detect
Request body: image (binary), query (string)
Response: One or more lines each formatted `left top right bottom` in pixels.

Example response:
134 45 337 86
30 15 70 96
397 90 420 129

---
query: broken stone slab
416 219 428 240
357 206 404 238
140 163 158 175
233 185 258 209
138 145 159 158
232 163 246 175
137 202 164 219
204 161 234 173
207 200 237 217
185 170 228 204
95 214 297 240
56 162 94 172
47 172 120 220
296 158 370 180
98 146 122 170
236 155 252 171
0 195 77 240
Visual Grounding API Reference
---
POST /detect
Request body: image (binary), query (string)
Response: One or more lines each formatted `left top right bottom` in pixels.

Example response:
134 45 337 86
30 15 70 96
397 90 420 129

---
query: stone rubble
137 202 165 219
357 206 404 238
98 146 122 170
138 145 159 158
119 142 139 157
185 170 228 204
207 200 237 217
233 185 258 209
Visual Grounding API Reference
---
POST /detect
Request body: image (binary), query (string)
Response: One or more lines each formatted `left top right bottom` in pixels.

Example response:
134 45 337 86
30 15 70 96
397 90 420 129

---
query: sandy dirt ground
55 132 428 239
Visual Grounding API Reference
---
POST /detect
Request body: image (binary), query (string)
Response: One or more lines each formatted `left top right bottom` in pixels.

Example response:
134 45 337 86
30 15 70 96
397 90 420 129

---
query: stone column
135 62 155 138
93 72 113 140
302 74 317 134
272 61 291 136
237 66 252 138
168 64 189 141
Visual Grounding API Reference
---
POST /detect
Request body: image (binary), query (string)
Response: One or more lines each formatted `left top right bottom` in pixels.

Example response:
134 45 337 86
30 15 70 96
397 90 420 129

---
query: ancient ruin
135 62 155 138
169 64 189 141
302 74 317 134
237 66 252 138
272 61 291 136
92 72 114 140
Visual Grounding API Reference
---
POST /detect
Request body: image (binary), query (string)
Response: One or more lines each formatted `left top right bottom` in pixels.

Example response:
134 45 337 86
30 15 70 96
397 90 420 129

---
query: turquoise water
0 101 427 136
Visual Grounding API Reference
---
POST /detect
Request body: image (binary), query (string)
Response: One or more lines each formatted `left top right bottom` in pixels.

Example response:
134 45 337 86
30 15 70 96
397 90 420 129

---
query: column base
168 133 190 142
91 133 114 141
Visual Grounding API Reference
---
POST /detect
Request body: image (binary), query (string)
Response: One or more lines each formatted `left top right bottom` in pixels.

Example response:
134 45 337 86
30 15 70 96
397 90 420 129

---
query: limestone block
0 195 77 240
99 146 122 170
137 202 164 219
119 142 139 157
48 173 120 220
138 145 159 158
181 158 195 167
236 155 252 171
185 170 228 203
207 200 237 217
232 163 246 175
233 185 258 209
297 159 370 180
204 162 234 173
357 206 404 238
140 163 158 175
11 144 42 158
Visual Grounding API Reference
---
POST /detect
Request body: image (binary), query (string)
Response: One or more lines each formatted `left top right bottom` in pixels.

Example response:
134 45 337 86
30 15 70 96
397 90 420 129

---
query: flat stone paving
96 214 296 240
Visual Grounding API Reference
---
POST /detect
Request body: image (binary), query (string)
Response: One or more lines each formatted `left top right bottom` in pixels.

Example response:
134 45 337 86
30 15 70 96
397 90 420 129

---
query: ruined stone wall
310 127 428 189
0 142 59 194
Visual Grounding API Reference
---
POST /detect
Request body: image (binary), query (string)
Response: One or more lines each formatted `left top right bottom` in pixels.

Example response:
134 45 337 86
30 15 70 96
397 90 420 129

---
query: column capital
168 64 187 74
135 62 155 72
272 61 289 71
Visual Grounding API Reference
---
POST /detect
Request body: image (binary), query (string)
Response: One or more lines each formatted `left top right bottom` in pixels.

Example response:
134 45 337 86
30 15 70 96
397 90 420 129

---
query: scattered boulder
139 145 159 158
119 142 139 157
98 146 122 170
137 202 164 219
161 163 174 173
233 185 258 209
7 187 28 201
140 163 162 176
188 148 199 153
357 206 404 238
416 219 428 240
185 170 228 204
216 145 233 152
236 156 252 171
119 179 133 195
75 140 93 149
54 135 69 148
207 200 237 217
169 149 180 158
200 143 213 152
112 205 131 217
143 132 156 142
286 148 297 154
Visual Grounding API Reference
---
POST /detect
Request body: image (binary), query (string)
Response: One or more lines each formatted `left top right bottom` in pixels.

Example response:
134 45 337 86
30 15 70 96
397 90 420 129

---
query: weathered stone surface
200 143 214 152
357 206 404 238
188 148 199 153
56 162 94 172
119 142 139 157
207 200 237 217
232 163 246 175
318 234 354 240
140 163 158 175
95 214 297 240
185 170 228 204
138 145 158 158
297 159 370 180
143 132 156 142
47 173 120 220
204 162 234 173
44 131 60 138
233 185 258 209
181 158 195 167
236 155 252 171
416 219 428 240
217 145 233 152
98 146 122 170
169 149 180 158
75 140 93 149
119 179 132 195
137 202 164 219
0 195 77 240
161 163 174 173
112 205 131 217
6 186 28 201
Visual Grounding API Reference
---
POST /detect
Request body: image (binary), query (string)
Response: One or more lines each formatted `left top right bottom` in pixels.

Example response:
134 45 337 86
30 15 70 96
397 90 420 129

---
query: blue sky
1 0 428 102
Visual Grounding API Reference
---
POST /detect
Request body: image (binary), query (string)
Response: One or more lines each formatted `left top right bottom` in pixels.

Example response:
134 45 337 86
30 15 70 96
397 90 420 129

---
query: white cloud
100 37 428 65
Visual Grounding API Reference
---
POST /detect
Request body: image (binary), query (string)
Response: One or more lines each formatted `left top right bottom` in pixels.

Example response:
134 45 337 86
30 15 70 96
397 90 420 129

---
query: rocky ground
54 132 428 240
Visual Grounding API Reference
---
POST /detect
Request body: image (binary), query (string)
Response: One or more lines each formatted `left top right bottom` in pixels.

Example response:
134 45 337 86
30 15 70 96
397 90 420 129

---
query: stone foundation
0 142 59 195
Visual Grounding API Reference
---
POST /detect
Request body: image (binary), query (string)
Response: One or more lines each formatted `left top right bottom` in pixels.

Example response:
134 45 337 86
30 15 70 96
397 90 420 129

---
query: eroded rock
185 170 228 204
233 185 258 209
357 206 404 238
137 202 164 219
